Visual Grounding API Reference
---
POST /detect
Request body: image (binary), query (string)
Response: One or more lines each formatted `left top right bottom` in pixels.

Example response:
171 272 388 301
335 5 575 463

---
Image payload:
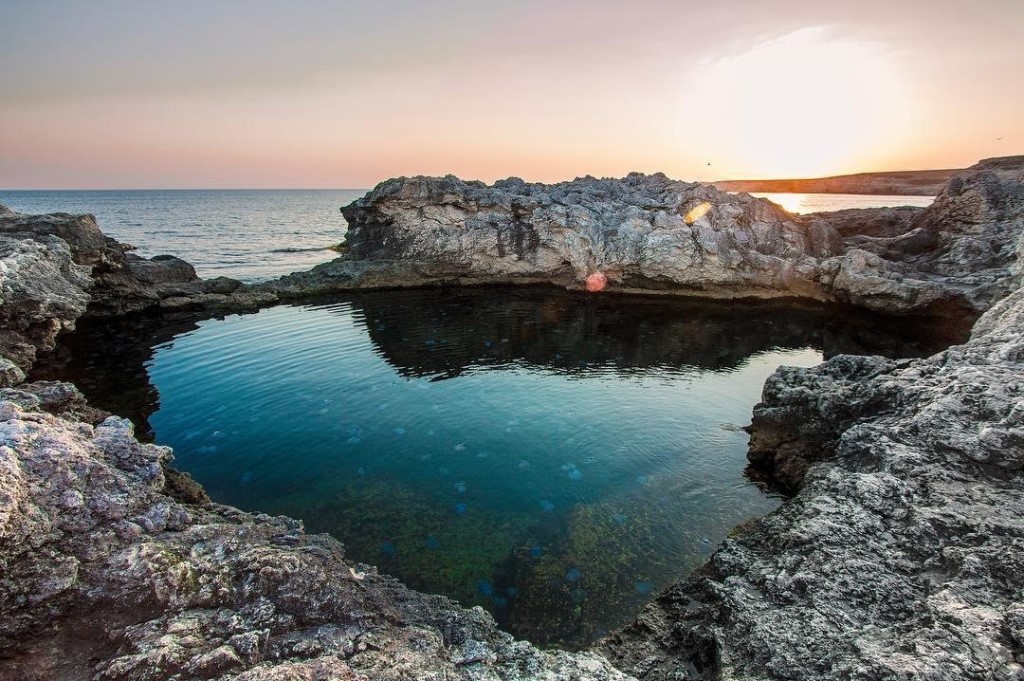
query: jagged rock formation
264 173 842 302
0 400 627 680
819 162 1024 314
262 157 1024 318
0 220 91 377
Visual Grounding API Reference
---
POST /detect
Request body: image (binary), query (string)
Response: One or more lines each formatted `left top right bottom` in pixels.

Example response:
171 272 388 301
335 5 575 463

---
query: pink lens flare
585 271 608 292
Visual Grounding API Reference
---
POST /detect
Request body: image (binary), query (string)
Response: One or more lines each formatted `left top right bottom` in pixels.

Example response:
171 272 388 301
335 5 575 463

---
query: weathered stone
823 161 1024 314
0 205 278 374
263 172 842 302
2 159 1023 681
260 157 1024 321
0 230 92 369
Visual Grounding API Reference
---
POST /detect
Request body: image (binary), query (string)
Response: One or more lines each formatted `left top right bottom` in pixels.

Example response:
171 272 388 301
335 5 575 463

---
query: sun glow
685 28 914 179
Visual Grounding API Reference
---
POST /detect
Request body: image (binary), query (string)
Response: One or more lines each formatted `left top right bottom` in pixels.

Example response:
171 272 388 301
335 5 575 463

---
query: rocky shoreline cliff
261 156 1021 318
1 156 1022 679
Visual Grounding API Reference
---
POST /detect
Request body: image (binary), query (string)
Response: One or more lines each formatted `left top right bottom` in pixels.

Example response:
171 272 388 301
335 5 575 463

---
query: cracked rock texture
264 172 841 301
0 400 629 680
264 157 1023 318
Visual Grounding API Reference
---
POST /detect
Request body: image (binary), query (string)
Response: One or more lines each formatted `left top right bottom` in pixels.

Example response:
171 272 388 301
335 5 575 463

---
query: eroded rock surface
0 205 276 375
2 158 1023 681
820 161 1024 314
261 157 1024 320
266 173 841 301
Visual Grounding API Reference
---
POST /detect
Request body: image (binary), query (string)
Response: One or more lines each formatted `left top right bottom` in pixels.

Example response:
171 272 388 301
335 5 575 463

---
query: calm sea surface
0 189 933 282
0 189 363 282
752 192 935 214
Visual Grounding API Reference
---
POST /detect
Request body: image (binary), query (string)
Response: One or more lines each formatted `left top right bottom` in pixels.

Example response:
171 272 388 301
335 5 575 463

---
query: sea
0 189 935 283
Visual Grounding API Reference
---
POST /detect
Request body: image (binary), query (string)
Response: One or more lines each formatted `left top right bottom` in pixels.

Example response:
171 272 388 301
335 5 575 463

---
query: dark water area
33 287 959 647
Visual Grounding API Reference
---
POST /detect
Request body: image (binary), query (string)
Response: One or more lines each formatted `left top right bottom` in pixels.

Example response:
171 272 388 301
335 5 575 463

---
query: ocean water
0 189 933 281
0 189 364 282
751 192 935 214
34 288 944 647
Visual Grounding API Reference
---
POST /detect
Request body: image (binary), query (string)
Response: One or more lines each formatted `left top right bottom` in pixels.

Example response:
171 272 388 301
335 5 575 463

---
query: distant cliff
714 156 1024 195
714 168 961 195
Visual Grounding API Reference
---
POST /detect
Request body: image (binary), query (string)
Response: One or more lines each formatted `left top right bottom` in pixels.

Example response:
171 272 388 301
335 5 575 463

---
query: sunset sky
1 0 1021 188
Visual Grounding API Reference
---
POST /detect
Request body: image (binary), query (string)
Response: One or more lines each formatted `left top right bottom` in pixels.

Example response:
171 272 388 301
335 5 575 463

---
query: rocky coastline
1 156 1022 679
260 155 1021 318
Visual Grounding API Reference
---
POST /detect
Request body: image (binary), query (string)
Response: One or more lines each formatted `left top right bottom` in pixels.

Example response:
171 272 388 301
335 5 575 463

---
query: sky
1 0 1021 188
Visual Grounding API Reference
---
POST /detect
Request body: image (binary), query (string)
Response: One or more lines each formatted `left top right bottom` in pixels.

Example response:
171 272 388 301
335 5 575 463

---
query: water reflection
350 287 949 381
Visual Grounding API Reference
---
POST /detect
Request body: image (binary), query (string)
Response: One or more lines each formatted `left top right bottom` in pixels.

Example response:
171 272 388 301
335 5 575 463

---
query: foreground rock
0 400 627 680
262 156 1024 317
0 206 276 376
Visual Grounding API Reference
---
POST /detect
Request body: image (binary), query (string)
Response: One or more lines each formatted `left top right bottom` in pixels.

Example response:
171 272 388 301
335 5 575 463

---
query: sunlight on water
751 192 935 214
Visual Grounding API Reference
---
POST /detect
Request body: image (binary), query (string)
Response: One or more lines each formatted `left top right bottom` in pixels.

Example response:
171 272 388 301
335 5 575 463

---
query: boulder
0 231 92 369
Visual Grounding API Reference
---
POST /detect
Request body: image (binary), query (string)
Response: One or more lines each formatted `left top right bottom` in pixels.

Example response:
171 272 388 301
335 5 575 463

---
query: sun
683 28 913 178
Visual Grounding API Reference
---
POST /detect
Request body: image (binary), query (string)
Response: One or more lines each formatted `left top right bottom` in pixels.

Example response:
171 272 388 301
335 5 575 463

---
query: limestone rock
0 230 92 370
264 173 841 301
261 157 1024 319
821 160 1024 314
0 207 277 374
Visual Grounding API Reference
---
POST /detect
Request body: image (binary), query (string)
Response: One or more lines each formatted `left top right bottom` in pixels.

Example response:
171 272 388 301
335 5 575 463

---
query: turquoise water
42 288 930 647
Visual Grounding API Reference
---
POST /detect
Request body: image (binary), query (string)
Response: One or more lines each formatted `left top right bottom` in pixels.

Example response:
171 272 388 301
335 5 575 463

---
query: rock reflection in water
351 287 953 382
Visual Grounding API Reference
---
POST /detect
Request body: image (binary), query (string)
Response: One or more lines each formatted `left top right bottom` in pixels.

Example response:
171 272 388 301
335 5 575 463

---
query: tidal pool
36 288 950 647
